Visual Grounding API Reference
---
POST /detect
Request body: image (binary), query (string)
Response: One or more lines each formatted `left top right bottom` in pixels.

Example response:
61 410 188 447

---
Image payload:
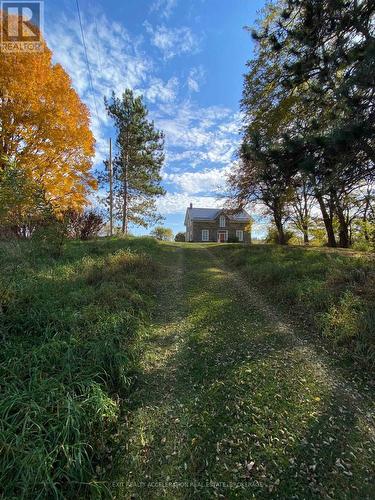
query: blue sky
44 0 266 235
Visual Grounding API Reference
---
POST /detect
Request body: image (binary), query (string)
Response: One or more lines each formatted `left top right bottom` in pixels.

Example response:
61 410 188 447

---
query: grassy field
114 242 374 499
0 237 160 498
210 244 375 375
1 239 374 499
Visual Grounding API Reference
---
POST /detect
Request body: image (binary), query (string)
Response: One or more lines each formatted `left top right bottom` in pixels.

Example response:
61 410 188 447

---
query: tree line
228 0 374 248
0 16 165 245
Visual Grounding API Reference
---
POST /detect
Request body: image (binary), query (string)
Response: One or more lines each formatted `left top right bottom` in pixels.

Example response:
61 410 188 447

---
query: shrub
0 160 55 239
227 236 239 243
66 209 104 240
322 290 362 340
265 226 295 245
352 240 373 252
150 226 173 241
175 232 185 242
31 215 69 258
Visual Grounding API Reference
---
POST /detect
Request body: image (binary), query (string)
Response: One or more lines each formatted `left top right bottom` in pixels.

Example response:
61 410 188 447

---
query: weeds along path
117 243 375 500
206 248 375 434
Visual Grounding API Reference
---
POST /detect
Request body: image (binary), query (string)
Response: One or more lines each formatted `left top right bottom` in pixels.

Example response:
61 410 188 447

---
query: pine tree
264 0 375 247
238 0 375 247
229 134 295 245
104 90 165 234
230 3 301 245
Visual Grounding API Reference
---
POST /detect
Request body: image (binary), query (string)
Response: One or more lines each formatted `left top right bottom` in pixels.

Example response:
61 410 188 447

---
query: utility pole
108 137 113 237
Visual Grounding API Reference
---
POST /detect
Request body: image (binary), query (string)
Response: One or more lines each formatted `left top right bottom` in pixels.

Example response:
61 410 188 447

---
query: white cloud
45 12 182 166
157 193 223 215
142 77 179 103
44 7 244 231
47 14 150 114
45 8 237 172
166 150 209 167
144 22 200 59
150 0 178 19
165 166 231 194
187 65 205 92
155 101 240 166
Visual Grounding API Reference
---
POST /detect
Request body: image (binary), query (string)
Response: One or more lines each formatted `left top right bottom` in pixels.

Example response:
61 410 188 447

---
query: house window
201 229 209 241
236 230 244 242
219 215 226 227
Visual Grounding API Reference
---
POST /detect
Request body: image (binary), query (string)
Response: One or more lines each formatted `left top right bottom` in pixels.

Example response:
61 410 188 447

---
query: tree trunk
332 194 350 248
302 182 309 244
336 209 350 248
122 176 128 235
121 143 129 235
302 224 309 244
121 189 127 234
315 192 336 247
274 212 286 245
363 197 370 241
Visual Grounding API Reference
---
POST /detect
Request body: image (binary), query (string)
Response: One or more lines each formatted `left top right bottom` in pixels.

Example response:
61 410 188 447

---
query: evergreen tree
264 0 375 247
230 3 301 245
235 0 375 248
104 90 165 234
229 134 295 245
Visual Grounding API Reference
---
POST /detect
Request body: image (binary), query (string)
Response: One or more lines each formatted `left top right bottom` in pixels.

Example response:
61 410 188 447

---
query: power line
75 0 99 122
94 15 103 73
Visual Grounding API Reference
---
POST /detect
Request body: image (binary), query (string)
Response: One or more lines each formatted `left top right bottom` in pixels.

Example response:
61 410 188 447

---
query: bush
0 160 55 239
150 226 173 241
175 232 185 242
0 160 103 243
352 240 373 252
31 214 70 258
227 236 239 243
322 291 363 343
265 226 294 245
66 209 104 240
30 210 104 258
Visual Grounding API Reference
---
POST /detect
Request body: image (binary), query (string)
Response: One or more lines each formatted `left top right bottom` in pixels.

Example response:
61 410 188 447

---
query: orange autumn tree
0 19 96 215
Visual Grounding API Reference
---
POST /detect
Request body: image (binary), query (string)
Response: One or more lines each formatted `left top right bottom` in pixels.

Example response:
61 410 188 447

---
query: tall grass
0 237 159 498
212 245 375 372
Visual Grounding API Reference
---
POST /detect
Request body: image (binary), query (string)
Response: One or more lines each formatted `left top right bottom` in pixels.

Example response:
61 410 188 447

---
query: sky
44 0 266 236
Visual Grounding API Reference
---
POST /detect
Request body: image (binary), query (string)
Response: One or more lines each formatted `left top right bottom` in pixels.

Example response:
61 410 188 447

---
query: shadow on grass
120 243 375 499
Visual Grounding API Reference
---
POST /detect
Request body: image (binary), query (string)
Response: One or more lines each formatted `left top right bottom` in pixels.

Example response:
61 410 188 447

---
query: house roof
185 207 251 224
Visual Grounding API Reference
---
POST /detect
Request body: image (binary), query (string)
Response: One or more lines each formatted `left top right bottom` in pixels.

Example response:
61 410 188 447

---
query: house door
218 232 226 243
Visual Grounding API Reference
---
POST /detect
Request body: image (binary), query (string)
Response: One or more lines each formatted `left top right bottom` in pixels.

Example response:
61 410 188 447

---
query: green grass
0 237 160 498
1 240 374 498
114 242 375 499
210 244 375 373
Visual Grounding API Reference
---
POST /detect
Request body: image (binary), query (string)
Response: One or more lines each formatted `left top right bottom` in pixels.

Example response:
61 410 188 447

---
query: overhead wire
75 0 100 122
